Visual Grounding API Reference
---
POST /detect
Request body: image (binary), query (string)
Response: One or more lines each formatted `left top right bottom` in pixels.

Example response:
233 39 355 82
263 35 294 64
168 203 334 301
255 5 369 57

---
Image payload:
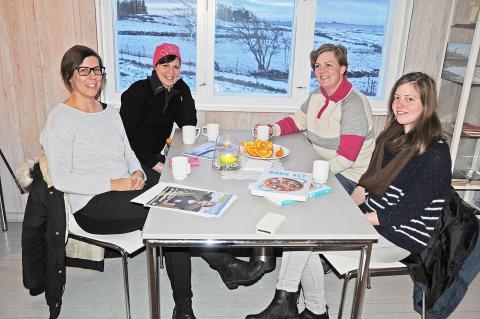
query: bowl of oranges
240 140 290 160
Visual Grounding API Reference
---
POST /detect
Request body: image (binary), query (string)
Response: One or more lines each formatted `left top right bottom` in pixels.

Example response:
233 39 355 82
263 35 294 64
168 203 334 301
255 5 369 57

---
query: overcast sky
146 0 389 26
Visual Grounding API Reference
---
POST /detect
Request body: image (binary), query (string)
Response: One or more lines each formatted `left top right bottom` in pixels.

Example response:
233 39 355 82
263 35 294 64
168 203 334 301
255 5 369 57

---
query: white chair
323 253 425 319
64 196 144 319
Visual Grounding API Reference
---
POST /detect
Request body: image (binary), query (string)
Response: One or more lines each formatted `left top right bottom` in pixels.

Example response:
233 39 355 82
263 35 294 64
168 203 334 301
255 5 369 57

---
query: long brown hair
381 72 444 154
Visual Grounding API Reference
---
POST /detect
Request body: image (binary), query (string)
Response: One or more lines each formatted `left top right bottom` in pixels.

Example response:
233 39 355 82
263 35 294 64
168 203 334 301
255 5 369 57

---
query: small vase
212 134 241 171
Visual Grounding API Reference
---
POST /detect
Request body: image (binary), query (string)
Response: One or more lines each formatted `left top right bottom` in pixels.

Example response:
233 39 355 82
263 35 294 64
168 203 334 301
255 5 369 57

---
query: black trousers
165 249 235 304
74 190 149 234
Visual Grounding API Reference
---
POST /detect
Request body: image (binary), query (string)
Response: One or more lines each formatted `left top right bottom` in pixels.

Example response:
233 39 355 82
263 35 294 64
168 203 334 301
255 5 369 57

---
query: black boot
201 252 266 289
245 289 298 319
299 306 329 319
172 299 196 319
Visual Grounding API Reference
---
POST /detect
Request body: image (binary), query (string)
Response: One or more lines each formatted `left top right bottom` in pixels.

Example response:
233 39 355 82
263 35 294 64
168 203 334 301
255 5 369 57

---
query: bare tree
167 0 196 41
228 13 283 76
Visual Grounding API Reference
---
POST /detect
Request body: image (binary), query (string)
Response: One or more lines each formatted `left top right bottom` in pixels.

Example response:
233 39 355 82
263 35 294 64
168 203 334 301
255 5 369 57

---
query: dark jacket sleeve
120 82 157 167
174 80 197 128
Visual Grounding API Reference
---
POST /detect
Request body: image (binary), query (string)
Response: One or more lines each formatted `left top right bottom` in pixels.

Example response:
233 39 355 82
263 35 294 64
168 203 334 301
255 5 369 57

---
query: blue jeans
335 173 357 195
413 219 480 318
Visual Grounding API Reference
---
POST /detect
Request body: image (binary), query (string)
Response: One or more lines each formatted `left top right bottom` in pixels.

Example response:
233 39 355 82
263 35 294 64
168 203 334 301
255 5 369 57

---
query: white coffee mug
202 123 220 141
171 156 191 180
312 160 329 183
255 125 270 141
182 125 200 144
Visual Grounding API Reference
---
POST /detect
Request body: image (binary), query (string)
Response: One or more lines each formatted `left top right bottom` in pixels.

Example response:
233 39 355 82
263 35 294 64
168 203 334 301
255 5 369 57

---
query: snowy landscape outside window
99 0 412 112
116 0 197 92
213 1 295 96
311 0 389 97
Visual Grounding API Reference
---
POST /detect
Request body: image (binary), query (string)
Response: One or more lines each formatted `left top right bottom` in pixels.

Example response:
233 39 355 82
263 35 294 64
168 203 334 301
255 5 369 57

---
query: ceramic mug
182 125 201 144
312 160 329 183
171 156 191 180
255 125 270 141
202 123 220 141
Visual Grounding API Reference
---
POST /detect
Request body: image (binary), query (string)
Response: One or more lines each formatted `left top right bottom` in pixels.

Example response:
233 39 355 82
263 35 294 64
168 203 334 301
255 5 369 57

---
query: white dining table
142 129 378 319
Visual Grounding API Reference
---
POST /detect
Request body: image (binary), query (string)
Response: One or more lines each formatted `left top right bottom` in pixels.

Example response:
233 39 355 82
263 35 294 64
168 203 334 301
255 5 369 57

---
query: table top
142 129 378 243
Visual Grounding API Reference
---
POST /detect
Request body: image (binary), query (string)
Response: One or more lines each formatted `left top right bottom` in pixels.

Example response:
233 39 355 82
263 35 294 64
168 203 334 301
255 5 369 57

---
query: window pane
116 0 196 92
312 0 389 97
214 0 295 96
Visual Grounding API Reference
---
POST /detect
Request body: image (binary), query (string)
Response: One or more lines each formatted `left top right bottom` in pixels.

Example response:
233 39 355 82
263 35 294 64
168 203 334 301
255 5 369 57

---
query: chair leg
158 246 164 269
421 289 426 319
338 270 357 319
120 250 132 319
0 175 8 231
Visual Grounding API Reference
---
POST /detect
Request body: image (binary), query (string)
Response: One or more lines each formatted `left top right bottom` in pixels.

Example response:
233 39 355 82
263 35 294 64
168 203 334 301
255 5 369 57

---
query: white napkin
243 159 273 172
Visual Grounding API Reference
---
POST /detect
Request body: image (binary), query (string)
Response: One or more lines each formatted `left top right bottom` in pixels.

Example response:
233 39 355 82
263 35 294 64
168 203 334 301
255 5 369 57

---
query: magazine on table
183 141 216 160
131 182 237 218
250 169 313 202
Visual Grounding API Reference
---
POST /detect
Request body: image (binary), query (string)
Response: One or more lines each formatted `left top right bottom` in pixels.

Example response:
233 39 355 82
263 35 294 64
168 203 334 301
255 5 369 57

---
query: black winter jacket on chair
408 189 479 311
22 163 66 319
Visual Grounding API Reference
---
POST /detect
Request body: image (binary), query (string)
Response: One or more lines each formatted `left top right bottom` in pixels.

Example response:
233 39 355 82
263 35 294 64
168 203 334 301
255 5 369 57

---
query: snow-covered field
117 13 384 96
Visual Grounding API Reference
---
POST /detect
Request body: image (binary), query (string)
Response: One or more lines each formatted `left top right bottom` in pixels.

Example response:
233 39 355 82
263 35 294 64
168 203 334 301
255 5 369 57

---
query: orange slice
256 148 273 158
275 147 284 157
254 140 272 151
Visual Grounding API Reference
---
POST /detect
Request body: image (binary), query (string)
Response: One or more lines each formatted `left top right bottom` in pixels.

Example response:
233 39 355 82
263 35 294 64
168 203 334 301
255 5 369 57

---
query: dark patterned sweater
363 141 452 254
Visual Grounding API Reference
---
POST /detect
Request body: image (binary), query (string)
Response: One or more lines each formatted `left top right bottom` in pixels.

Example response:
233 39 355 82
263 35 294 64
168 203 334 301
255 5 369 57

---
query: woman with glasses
120 43 197 187
254 43 375 195
40 45 148 235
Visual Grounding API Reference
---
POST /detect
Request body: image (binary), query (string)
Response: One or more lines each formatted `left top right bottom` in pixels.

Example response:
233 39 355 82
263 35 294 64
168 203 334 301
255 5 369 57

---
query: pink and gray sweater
272 78 375 182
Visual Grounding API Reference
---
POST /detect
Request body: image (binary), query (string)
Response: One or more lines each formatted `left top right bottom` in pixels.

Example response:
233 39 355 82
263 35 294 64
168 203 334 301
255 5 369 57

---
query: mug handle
202 125 207 137
195 127 201 138
186 163 191 175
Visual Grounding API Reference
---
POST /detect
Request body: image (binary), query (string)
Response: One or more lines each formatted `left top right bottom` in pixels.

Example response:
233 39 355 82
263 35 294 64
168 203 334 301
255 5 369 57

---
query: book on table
264 182 332 206
183 141 216 160
131 182 237 218
250 168 313 202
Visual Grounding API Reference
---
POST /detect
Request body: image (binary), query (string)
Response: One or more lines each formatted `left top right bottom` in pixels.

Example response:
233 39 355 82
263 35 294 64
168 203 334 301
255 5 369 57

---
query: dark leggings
74 190 149 234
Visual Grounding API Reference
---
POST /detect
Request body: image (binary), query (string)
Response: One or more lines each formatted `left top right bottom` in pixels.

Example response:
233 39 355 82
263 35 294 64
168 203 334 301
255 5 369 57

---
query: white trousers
276 234 411 315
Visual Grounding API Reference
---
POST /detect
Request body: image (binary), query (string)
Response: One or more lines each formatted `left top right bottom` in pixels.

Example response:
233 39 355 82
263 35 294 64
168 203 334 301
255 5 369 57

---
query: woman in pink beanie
120 43 197 187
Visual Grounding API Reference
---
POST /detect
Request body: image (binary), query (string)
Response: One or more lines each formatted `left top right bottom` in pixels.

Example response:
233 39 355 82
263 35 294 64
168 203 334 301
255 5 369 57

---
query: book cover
133 183 237 218
250 169 313 202
183 141 216 160
265 182 332 206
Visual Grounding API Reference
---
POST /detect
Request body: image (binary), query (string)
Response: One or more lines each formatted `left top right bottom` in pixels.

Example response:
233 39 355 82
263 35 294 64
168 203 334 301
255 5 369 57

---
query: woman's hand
351 186 366 205
110 178 135 191
364 212 379 226
152 162 164 173
130 170 145 190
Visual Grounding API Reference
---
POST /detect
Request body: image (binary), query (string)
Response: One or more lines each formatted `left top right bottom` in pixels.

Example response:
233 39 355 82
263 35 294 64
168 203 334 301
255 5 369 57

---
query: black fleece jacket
120 71 197 167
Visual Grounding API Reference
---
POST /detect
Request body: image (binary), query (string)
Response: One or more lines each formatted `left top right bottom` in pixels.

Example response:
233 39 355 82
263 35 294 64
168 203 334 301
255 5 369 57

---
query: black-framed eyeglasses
75 66 106 76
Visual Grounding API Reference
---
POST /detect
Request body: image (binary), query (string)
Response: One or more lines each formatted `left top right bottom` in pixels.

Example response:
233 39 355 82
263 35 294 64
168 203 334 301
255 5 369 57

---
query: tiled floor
1 222 479 318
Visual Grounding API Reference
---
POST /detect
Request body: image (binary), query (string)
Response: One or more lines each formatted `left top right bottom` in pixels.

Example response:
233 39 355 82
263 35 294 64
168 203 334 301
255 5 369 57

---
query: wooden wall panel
403 0 453 78
0 0 451 221
0 0 97 221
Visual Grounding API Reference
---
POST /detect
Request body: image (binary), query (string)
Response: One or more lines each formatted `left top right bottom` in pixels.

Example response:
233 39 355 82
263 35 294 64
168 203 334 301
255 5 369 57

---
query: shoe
299 306 329 319
245 289 298 319
172 299 196 319
203 253 266 289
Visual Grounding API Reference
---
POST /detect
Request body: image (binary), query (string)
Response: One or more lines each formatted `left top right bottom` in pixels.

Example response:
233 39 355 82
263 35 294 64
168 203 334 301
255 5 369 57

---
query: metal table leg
146 242 160 319
350 244 372 319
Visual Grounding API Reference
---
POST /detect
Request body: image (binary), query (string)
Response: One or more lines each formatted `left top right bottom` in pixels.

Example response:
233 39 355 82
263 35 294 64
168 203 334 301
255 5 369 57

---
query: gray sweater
40 103 143 213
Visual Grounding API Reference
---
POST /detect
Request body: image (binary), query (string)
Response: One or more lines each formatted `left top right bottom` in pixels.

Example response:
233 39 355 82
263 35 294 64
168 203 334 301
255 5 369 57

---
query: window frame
96 0 413 114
